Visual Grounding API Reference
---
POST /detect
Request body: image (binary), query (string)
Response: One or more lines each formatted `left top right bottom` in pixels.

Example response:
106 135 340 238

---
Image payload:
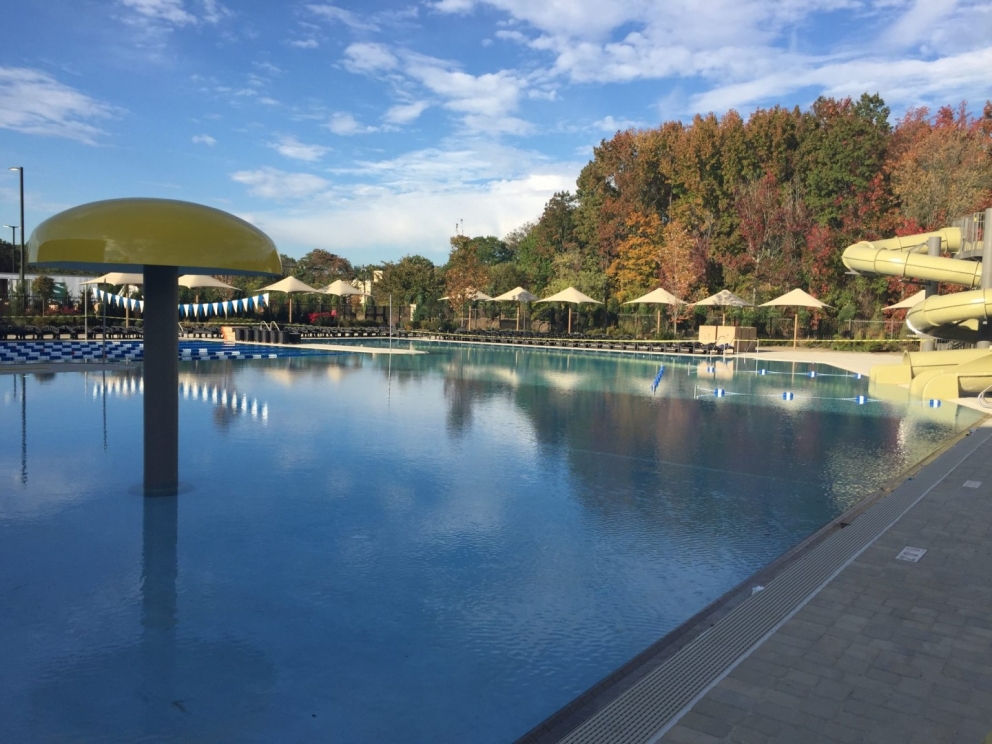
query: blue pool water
0 346 981 742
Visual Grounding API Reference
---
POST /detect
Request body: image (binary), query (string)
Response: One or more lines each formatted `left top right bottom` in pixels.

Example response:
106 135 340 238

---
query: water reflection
378 345 978 520
1 350 983 744
86 372 270 424
27 494 276 741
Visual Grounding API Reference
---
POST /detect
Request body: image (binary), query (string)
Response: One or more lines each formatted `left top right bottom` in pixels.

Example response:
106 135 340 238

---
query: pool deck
541 417 992 744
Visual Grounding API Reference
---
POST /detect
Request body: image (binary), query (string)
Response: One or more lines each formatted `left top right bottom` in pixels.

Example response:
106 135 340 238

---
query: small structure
259 276 319 323
537 287 602 335
760 288 831 348
29 197 280 495
490 286 539 331
623 287 683 336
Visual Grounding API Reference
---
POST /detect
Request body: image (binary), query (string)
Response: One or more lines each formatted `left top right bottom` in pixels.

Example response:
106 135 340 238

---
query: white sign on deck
963 481 982 488
896 546 927 563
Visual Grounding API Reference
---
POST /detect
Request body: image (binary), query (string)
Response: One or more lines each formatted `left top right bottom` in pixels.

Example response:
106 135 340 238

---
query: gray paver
656 426 992 744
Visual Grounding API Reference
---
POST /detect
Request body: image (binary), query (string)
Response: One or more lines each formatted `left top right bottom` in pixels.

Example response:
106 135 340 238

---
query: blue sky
1 0 991 266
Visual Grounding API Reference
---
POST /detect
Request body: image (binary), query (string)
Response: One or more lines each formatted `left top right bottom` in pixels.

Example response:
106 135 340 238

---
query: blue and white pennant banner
97 290 269 318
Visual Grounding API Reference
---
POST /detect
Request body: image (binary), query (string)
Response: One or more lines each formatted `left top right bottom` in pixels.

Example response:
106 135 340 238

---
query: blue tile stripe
0 341 340 364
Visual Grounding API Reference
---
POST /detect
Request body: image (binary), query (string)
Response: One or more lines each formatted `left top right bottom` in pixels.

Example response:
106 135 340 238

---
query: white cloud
118 0 231 27
307 3 379 31
343 42 399 74
290 38 319 49
230 167 329 199
200 0 232 24
0 67 117 144
192 133 216 145
269 135 330 162
384 100 430 124
593 115 643 132
119 0 196 26
690 46 992 113
327 112 377 135
230 141 581 261
247 166 578 262
407 60 525 117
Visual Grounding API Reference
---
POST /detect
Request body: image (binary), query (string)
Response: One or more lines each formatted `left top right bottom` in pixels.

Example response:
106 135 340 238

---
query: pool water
0 346 981 742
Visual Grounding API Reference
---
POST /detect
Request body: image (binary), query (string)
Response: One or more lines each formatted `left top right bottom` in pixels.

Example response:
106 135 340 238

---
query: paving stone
656 432 992 744
670 711 733 740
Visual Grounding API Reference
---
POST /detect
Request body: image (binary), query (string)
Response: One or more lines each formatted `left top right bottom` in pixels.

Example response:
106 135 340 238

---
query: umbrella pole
656 308 661 336
516 304 520 332
793 312 798 348
289 296 293 324
568 305 572 335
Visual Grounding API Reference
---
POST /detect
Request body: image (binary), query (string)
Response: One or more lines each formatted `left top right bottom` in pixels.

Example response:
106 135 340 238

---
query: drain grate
558 428 992 744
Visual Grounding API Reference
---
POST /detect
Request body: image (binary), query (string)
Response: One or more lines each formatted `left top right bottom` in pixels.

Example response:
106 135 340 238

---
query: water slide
842 221 992 399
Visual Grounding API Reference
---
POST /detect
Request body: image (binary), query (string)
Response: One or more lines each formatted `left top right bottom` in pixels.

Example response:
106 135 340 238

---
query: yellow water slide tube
842 226 992 399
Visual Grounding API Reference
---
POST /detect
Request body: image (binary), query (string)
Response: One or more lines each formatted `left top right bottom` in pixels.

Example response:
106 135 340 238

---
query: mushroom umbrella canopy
179 274 237 290
623 287 684 335
760 288 832 348
259 276 319 323
537 286 603 335
80 272 145 285
28 197 281 496
489 286 539 331
321 279 366 323
440 291 492 330
692 289 754 325
179 274 237 307
321 279 366 296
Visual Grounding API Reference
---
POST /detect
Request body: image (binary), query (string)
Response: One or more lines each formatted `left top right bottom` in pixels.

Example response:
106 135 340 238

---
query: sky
1 0 991 267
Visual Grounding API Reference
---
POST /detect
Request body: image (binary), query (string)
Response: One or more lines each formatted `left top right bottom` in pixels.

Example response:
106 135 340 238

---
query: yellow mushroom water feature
29 198 281 495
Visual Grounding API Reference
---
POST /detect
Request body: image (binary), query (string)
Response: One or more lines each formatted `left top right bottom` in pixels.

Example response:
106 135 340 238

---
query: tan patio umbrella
259 276 319 323
623 287 684 335
490 286 539 331
692 289 754 325
537 286 603 335
883 289 926 310
81 272 145 327
322 279 366 322
81 272 145 285
440 290 493 330
179 274 236 305
322 279 366 297
760 288 831 348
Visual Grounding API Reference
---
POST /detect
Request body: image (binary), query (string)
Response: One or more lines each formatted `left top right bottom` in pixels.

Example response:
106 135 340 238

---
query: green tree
373 255 443 321
799 93 892 229
295 249 354 287
32 274 56 315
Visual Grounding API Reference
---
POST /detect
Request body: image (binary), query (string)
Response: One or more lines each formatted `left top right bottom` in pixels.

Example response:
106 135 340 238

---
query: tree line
351 93 992 329
22 94 984 330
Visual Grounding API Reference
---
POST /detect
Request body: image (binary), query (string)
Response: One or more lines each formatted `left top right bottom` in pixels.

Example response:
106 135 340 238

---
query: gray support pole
921 236 942 352
979 208 992 349
143 265 179 495
17 168 25 316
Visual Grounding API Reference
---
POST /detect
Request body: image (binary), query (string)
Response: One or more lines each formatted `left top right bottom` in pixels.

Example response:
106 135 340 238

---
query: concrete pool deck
539 417 992 744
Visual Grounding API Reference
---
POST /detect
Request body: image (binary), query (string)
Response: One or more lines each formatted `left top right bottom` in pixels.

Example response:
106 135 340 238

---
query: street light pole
9 167 25 316
3 224 17 316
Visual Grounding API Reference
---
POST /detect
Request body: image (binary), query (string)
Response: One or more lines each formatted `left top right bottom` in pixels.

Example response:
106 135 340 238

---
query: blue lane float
694 385 879 405
650 365 665 394
0 340 343 365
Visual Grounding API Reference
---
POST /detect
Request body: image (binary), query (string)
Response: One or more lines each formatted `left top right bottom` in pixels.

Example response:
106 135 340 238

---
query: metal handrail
979 381 992 408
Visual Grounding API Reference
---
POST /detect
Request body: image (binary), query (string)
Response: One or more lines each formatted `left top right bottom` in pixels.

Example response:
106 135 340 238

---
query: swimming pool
0 346 981 742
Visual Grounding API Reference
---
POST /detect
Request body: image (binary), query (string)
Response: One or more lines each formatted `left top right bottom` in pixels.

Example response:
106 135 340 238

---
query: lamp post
9 167 24 315
4 224 18 318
